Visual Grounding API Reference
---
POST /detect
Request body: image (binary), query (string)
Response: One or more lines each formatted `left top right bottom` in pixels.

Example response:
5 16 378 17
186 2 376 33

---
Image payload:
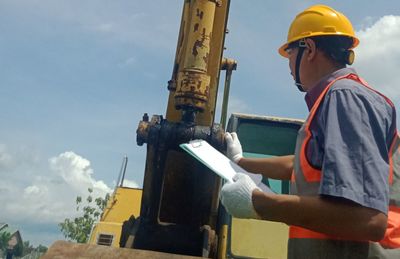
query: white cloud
354 15 400 101
49 151 112 196
0 148 112 246
123 179 140 188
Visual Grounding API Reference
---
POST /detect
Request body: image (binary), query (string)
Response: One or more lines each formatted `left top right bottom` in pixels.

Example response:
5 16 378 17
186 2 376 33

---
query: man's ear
304 38 317 61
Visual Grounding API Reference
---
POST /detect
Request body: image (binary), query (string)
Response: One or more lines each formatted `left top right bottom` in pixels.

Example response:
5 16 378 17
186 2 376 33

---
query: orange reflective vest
289 73 400 248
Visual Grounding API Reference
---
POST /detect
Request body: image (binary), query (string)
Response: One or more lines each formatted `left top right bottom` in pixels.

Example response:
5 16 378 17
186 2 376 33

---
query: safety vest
289 73 400 254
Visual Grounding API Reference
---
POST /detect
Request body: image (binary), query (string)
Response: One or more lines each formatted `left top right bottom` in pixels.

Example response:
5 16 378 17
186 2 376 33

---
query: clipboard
180 139 242 183
180 139 273 193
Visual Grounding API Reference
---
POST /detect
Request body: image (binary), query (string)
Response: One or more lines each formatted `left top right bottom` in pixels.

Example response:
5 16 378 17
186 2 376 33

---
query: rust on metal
136 120 150 146
202 52 209 65
167 79 177 91
210 0 223 7
192 30 208 57
175 70 210 111
221 57 237 71
195 28 209 59
200 225 217 258
196 8 204 19
194 23 199 32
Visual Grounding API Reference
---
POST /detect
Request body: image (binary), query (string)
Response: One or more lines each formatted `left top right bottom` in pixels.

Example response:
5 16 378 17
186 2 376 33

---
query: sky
0 0 399 247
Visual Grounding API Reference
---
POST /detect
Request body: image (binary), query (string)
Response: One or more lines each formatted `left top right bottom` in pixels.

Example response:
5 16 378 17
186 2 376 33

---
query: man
220 5 400 259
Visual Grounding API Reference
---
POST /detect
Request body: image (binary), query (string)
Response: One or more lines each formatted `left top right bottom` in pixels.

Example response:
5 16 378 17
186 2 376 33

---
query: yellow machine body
231 219 289 259
88 187 142 247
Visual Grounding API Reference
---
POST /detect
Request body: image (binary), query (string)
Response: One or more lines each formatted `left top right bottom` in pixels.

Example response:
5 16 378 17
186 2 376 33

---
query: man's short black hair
310 35 354 66
287 36 355 66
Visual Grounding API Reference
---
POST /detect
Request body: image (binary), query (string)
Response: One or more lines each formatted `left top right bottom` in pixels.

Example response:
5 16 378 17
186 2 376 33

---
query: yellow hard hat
279 5 359 57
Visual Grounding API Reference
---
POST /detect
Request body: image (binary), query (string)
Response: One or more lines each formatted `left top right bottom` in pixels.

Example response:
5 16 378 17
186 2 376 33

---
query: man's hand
225 132 243 163
220 173 261 219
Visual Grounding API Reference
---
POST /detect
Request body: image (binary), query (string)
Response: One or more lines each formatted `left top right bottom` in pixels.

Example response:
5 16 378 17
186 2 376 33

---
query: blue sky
0 0 399 247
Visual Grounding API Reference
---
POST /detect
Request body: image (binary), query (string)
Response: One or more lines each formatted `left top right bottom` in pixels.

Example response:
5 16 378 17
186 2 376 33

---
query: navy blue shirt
305 68 396 214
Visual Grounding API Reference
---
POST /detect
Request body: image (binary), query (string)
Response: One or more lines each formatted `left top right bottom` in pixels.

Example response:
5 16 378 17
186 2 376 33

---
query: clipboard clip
189 139 203 148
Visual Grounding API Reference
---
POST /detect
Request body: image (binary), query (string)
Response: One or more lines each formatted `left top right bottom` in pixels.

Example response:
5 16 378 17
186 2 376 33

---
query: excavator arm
130 0 231 257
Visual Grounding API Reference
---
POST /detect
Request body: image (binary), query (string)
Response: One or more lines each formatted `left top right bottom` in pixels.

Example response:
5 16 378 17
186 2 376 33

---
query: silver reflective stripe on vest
291 122 320 196
368 242 400 258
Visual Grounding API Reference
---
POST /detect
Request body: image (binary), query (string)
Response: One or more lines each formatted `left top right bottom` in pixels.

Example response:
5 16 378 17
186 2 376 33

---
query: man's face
286 47 298 81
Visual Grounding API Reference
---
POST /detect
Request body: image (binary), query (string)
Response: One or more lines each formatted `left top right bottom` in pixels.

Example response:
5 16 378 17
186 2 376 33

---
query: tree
36 244 48 253
13 241 23 257
20 241 47 257
59 188 110 243
0 231 11 251
22 240 34 255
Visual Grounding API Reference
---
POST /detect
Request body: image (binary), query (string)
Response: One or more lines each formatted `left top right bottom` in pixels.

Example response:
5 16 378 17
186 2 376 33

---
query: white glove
225 132 243 163
220 173 261 219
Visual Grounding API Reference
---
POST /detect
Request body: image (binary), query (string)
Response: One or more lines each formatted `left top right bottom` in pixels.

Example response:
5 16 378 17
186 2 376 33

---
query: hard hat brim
278 34 359 58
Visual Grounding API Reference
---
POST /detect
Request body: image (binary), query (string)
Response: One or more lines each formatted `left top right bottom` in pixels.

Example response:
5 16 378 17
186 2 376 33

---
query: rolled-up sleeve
318 86 390 214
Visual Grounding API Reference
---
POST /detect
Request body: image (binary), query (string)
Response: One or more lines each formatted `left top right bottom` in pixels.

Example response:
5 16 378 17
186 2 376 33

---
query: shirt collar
304 67 357 110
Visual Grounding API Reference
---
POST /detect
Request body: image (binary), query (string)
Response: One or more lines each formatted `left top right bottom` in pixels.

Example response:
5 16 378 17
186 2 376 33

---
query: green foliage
13 241 23 256
59 188 110 243
36 244 48 253
20 241 47 257
0 231 11 251
22 240 34 255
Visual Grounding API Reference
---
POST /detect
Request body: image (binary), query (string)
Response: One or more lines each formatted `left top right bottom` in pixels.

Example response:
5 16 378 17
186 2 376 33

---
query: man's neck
305 63 345 92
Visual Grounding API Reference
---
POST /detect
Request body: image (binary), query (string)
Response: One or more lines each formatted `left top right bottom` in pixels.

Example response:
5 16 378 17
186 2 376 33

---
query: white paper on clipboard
180 140 243 183
180 140 273 193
